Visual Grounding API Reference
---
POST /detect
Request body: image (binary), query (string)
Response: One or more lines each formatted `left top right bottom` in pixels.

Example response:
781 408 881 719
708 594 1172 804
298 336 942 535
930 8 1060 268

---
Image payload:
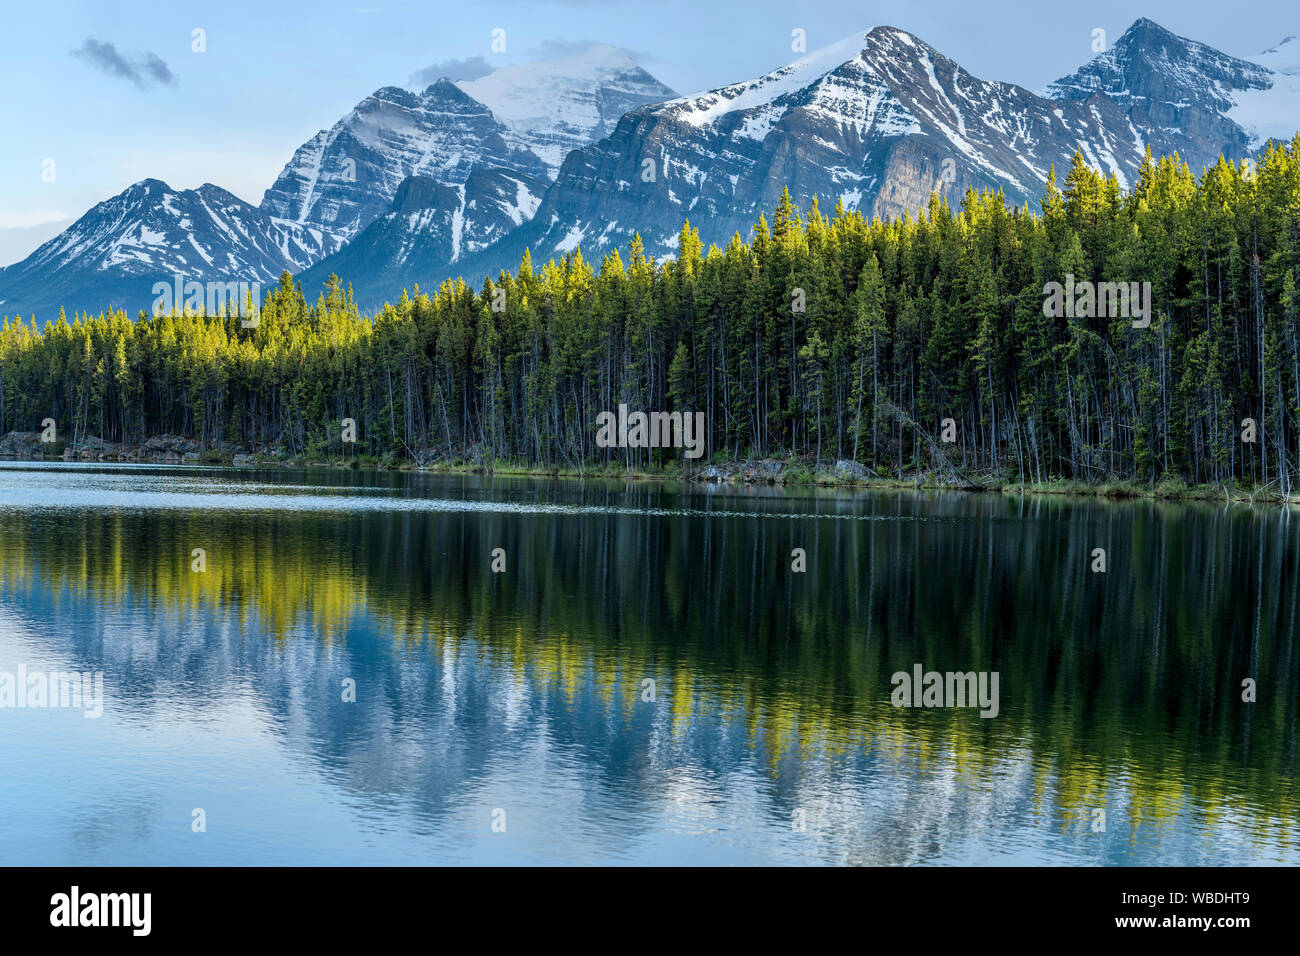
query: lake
0 462 1296 865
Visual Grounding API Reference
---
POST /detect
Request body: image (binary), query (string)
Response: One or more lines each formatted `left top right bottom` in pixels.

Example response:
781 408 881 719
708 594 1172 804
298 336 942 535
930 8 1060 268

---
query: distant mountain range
0 180 344 318
464 20 1300 284
0 44 672 319
4 21 1299 319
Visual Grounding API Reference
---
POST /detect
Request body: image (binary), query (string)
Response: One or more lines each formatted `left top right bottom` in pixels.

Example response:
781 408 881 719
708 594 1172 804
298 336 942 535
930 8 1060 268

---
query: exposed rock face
264 46 675 247
297 168 548 305
0 180 345 321
0 432 46 459
260 81 550 243
2 48 675 320
834 459 873 480
7 20 1297 321
446 20 1291 282
141 435 199 456
457 25 1151 270
689 459 789 483
457 44 677 171
1043 18 1268 164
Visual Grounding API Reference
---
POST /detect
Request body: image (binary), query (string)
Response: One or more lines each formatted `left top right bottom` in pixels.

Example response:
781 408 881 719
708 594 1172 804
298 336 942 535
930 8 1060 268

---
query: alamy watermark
50 886 150 936
0 665 104 718
595 405 705 459
152 273 261 327
1042 274 1151 328
890 663 999 718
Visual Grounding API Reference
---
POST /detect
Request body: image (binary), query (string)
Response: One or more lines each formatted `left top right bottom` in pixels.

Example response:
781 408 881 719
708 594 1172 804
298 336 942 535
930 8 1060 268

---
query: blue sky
1 0 1293 265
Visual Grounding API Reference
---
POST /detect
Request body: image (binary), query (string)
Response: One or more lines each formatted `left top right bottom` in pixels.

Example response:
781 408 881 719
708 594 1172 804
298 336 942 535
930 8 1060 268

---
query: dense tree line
3 142 1300 488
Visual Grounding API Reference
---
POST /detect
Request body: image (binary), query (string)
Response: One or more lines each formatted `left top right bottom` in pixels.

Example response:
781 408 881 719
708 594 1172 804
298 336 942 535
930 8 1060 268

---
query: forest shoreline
1 431 1294 505
9 148 1300 501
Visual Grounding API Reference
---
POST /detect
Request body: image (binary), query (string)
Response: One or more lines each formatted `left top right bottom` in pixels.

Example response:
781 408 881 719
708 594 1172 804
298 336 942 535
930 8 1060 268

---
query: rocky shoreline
0 430 240 465
3 430 1294 503
0 430 891 482
693 457 878 484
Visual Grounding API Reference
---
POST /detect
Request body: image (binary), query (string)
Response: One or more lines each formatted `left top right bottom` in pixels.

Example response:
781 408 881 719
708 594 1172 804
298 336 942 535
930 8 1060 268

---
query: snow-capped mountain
440 19 1300 279
259 80 549 244
1254 34 1300 74
1042 18 1294 161
266 46 674 305
1 48 674 319
261 47 674 245
297 168 547 304
7 20 1299 319
0 180 344 319
1237 34 1300 147
457 44 677 171
447 25 1145 273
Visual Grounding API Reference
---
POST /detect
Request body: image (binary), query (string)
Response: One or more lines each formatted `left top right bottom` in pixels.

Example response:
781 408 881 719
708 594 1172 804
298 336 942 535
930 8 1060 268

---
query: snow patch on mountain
459 44 676 172
668 32 869 128
0 179 346 318
1232 36 1300 146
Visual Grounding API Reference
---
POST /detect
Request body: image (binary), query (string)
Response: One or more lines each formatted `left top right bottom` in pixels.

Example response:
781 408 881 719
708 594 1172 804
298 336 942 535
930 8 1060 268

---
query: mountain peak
260 43 672 242
858 25 954 70
421 77 462 95
124 178 172 195
366 85 418 106
1111 18 1192 54
1125 17 1174 34
420 77 476 102
863 25 929 48
456 46 675 171
13 22 1296 321
463 42 640 87
1043 18 1270 106
0 176 344 318
259 76 545 240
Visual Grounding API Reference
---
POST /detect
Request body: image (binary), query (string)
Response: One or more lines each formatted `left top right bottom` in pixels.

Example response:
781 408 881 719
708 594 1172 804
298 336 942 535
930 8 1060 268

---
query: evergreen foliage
4 143 1300 489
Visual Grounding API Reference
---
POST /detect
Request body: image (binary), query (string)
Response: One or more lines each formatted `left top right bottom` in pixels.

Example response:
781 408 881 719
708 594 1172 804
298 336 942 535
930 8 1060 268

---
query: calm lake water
0 462 1296 865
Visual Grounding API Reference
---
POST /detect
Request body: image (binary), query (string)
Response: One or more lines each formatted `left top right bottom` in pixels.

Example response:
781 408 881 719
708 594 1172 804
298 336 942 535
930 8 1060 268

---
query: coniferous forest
4 144 1300 492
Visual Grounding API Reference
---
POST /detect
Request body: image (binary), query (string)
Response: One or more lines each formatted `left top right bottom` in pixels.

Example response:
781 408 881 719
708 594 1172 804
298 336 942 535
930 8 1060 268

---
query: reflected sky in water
0 463 1296 865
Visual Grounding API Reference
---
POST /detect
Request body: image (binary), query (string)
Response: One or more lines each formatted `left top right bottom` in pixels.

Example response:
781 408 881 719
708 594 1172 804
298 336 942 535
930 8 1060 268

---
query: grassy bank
9 443 1295 504
229 451 1300 504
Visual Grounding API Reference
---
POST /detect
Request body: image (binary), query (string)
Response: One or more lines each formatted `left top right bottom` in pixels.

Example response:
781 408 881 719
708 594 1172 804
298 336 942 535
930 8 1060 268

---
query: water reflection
0 463 1296 864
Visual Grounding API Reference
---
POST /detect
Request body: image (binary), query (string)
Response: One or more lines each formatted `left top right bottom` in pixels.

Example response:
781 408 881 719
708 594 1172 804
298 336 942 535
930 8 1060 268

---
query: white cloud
0 210 69 230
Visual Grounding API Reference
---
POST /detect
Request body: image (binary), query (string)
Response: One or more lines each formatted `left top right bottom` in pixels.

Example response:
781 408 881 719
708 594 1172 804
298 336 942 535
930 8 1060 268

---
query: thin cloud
410 55 493 86
412 41 653 89
140 52 177 86
0 210 69 230
71 38 177 88
525 39 655 63
528 39 651 62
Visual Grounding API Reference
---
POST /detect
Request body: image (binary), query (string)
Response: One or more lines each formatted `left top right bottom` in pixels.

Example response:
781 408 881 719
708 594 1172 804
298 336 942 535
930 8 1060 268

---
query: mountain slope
10 20 1297 319
297 169 548 304
1235 34 1300 147
0 180 344 319
263 49 675 245
1042 18 1287 161
3 49 674 319
457 44 677 170
288 49 674 304
400 25 1145 281
258 80 549 243
436 20 1299 284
